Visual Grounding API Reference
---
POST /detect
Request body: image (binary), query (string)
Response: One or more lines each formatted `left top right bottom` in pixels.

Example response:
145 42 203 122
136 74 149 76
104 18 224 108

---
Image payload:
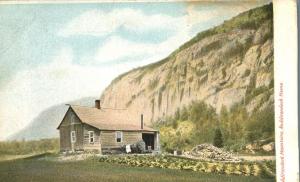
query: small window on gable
116 131 122 143
71 131 76 143
89 131 94 144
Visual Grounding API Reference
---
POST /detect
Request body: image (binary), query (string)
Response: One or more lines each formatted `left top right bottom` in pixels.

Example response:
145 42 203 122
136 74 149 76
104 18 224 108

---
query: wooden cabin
57 100 160 153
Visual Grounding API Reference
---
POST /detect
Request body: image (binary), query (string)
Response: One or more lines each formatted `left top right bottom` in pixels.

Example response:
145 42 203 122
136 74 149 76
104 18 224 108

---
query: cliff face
100 4 273 125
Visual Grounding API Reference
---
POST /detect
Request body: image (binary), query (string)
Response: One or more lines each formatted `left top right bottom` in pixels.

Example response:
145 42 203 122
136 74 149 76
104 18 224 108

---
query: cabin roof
58 105 157 132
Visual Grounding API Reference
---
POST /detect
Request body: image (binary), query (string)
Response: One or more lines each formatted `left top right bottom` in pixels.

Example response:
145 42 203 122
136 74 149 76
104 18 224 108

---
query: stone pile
246 141 275 154
189 143 240 162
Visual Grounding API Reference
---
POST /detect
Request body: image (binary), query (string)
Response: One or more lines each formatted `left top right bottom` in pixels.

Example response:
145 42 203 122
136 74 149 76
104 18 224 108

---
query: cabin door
142 133 154 150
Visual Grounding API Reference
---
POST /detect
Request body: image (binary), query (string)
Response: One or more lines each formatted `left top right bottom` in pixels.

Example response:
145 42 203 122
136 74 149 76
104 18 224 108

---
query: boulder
246 140 275 153
262 142 275 152
246 143 260 151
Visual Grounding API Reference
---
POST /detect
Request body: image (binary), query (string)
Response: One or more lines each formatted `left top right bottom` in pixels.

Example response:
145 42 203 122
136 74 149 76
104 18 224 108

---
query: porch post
156 132 160 151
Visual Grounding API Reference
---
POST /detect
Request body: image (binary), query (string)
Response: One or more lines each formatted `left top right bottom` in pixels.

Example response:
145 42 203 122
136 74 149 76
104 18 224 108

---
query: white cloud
94 36 154 63
0 47 135 140
59 4 263 38
92 30 190 65
87 3 269 65
59 8 180 37
60 4 266 68
0 28 192 140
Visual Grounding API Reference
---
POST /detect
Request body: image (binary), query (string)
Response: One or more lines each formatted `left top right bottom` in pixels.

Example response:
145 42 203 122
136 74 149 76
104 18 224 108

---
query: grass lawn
0 159 275 182
0 154 35 161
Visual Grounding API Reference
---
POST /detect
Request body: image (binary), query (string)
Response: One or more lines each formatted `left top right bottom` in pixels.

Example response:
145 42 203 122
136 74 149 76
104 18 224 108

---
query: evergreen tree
213 128 224 148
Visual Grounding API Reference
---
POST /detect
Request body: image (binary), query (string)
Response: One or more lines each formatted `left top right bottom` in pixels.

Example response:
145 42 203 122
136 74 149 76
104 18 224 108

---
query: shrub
136 140 146 153
157 97 274 153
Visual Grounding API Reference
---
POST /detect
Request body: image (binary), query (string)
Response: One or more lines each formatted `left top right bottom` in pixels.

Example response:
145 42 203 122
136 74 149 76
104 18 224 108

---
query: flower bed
98 155 275 177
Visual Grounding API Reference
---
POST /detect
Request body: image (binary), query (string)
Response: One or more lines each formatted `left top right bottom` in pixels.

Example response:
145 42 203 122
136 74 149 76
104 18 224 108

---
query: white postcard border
274 0 299 181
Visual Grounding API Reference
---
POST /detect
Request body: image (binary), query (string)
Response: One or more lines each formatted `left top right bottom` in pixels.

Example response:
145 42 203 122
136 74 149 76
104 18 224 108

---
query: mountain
9 97 96 141
100 4 273 126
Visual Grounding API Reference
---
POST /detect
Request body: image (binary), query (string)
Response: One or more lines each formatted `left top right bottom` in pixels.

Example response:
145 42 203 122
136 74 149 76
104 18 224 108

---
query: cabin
57 100 160 153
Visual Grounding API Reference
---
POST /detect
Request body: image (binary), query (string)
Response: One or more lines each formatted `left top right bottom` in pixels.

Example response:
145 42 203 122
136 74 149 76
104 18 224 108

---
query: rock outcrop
100 4 273 125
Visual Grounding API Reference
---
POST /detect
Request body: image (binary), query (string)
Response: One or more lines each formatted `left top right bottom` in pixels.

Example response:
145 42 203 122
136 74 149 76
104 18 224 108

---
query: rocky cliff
100 4 273 125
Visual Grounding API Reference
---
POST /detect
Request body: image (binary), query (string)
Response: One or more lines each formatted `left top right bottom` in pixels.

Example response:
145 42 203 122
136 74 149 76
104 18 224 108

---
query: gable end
57 106 83 129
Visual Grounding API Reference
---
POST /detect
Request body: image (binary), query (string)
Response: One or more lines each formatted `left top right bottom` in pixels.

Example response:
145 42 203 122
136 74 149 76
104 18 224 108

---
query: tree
246 106 274 143
213 128 224 148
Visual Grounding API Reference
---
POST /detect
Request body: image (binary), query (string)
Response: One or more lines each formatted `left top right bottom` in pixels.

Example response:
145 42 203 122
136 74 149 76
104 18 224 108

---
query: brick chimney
141 114 144 130
95 100 101 109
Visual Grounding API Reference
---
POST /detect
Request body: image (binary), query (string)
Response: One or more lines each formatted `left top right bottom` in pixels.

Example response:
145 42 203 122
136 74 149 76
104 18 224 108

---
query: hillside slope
100 4 273 125
9 97 96 141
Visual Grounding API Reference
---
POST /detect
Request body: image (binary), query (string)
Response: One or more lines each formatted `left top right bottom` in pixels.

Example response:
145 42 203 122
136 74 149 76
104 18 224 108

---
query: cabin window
71 131 76 143
89 131 94 144
116 131 123 143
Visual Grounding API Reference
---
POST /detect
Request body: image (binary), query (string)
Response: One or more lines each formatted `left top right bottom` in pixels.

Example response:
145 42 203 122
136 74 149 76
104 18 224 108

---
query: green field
0 158 275 182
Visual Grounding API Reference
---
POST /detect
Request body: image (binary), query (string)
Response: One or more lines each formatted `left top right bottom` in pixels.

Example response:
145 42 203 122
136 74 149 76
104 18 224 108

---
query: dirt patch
238 155 275 162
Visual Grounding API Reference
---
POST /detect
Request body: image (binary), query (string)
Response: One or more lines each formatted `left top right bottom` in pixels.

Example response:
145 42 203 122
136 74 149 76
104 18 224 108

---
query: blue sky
0 1 270 140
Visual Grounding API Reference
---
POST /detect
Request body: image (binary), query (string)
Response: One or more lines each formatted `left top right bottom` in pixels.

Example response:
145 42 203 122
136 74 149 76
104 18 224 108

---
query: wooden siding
58 107 160 152
100 131 143 148
59 108 84 151
83 124 101 151
59 126 71 151
59 108 82 127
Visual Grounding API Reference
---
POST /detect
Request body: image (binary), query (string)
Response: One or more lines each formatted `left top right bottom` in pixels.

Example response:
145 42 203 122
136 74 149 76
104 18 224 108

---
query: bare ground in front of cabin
238 155 275 161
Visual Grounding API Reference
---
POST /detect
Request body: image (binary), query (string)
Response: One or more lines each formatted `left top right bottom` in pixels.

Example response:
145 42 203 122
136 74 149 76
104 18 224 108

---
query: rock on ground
188 143 240 162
